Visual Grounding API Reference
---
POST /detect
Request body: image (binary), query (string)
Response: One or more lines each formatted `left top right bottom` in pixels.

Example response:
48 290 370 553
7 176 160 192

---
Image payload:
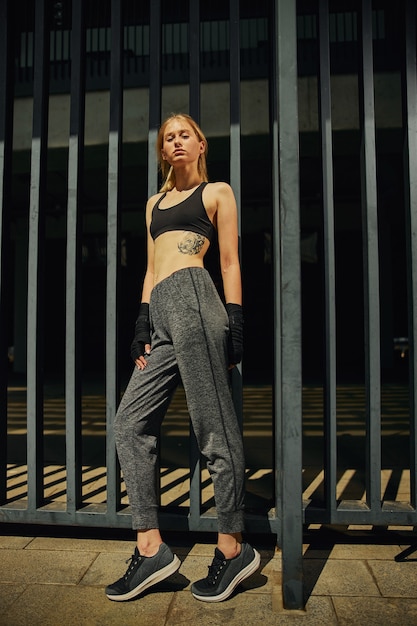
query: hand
131 303 151 369
226 303 243 366
134 344 151 370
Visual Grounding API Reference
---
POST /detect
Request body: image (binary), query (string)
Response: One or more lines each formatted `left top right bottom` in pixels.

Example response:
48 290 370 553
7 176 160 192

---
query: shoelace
123 553 141 581
206 555 226 584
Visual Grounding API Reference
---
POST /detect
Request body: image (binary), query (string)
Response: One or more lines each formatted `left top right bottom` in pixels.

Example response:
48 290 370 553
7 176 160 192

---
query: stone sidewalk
1 527 417 625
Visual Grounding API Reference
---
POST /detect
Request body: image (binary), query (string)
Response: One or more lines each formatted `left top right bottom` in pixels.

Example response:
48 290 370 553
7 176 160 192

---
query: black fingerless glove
226 303 244 365
130 303 150 362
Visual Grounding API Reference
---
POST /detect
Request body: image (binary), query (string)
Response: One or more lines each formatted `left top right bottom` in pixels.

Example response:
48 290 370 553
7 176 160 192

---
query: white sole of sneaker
192 548 261 603
106 555 181 601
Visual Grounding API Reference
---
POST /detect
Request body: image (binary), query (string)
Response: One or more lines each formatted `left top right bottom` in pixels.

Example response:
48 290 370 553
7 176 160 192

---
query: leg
173 285 260 600
114 338 180 531
136 528 164 557
167 269 246 534
217 532 243 559
107 325 181 601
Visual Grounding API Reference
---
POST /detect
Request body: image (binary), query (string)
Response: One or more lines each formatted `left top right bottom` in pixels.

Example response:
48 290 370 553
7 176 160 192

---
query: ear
199 141 205 154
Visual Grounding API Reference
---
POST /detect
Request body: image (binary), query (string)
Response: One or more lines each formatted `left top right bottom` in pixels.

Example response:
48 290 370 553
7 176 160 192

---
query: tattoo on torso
177 232 205 255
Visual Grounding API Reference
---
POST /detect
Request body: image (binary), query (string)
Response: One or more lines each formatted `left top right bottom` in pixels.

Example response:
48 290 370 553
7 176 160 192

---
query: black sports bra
150 182 215 242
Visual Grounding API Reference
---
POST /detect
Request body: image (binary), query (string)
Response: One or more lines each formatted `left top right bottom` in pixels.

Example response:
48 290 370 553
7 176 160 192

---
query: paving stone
79 550 138 587
0 583 27 613
2 583 175 626
303 546 336 560
327 543 400 560
27 536 133 553
0 549 98 585
168 589 283 626
367 559 417 598
304 559 380 597
2 532 417 625
0 536 34 550
278 596 337 625
168 590 337 626
333 596 417 626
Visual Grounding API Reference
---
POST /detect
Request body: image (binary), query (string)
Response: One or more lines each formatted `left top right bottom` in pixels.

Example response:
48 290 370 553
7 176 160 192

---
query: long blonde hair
156 113 209 192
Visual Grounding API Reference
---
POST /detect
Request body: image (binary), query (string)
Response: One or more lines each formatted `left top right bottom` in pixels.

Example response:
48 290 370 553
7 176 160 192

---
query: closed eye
165 131 191 142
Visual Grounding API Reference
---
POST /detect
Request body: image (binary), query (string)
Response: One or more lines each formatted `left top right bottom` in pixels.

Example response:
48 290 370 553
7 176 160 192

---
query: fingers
135 353 149 370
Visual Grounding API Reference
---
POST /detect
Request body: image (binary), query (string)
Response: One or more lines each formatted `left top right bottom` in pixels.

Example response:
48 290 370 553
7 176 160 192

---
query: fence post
273 0 303 610
0 0 14 503
27 0 49 513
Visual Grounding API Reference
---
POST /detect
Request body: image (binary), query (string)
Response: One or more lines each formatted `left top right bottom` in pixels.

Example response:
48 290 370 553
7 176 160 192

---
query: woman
106 114 260 603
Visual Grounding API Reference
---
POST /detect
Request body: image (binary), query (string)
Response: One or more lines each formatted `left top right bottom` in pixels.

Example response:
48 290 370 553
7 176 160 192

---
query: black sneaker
106 543 181 601
191 542 260 602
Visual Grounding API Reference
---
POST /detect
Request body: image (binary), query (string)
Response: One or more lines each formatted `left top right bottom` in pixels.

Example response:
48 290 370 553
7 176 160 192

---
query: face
160 118 205 167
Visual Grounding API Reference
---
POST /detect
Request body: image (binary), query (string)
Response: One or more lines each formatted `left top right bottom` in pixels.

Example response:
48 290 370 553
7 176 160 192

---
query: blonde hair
156 113 209 192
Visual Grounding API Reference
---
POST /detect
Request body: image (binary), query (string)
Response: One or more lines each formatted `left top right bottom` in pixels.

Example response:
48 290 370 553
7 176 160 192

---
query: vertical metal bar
27 0 49 512
358 0 381 512
274 0 303 610
66 0 86 515
147 0 165 522
188 0 203 528
318 0 337 520
269 0 282 527
189 0 200 120
106 0 124 522
0 0 14 503
148 0 162 197
229 0 241 229
403 0 417 506
229 0 243 422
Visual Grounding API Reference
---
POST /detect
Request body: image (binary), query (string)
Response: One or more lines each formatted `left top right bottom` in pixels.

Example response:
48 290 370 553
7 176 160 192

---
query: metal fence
1 0 417 611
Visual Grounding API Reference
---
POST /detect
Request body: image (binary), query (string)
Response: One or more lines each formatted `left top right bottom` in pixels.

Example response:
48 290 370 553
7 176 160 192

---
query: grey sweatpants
114 267 245 534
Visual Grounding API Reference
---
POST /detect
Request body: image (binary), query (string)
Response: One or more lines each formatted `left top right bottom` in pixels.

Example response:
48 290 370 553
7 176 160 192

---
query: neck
172 166 202 192
174 181 202 192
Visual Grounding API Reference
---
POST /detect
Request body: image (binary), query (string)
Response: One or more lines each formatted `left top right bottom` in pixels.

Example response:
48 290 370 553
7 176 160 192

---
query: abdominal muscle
153 230 211 286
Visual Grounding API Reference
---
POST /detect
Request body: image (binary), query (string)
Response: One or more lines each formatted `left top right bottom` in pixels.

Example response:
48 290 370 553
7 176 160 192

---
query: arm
215 183 243 366
215 182 242 305
131 197 157 369
140 197 156 304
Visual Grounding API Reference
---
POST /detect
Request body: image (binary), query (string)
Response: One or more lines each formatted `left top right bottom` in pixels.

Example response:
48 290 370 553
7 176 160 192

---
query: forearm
221 261 242 305
222 262 243 365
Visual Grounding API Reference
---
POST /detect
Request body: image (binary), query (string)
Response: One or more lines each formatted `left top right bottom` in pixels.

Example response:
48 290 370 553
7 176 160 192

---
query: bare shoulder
203 183 237 232
145 191 163 214
205 181 234 196
147 191 164 207
204 181 236 208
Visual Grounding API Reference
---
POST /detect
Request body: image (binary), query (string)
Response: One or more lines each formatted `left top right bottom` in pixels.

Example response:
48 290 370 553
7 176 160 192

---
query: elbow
220 256 240 275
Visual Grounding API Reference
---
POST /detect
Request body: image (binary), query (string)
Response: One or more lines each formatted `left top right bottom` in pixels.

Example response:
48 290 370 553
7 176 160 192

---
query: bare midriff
153 230 211 286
